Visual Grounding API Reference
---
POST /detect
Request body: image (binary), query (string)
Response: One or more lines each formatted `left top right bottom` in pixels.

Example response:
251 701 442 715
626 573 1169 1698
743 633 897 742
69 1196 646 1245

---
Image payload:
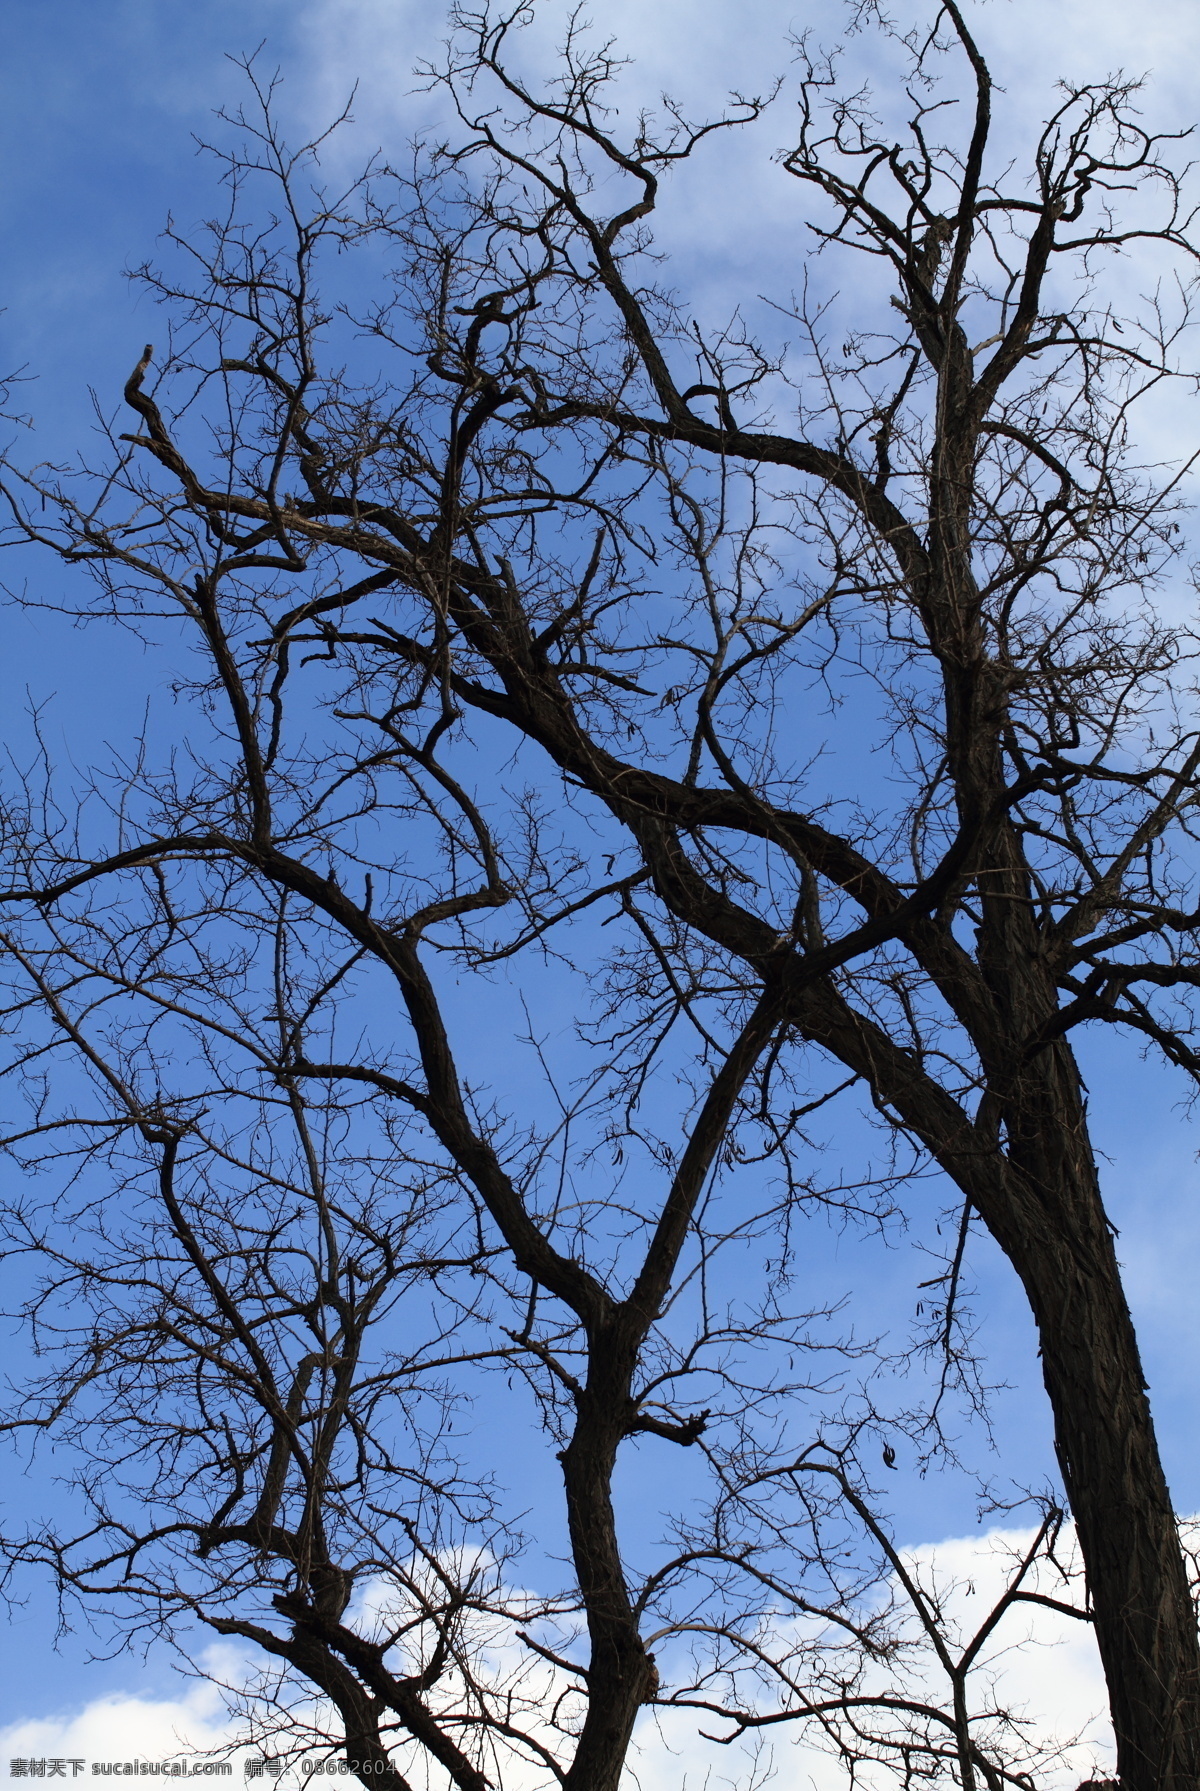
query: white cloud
628 1522 1117 1791
281 0 1200 470
0 1523 1124 1790
0 1674 244 1771
891 1526 1113 1787
287 0 1200 151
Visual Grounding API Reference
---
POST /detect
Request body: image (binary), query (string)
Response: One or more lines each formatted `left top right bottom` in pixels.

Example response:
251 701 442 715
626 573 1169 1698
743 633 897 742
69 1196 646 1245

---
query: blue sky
3 1 1200 1781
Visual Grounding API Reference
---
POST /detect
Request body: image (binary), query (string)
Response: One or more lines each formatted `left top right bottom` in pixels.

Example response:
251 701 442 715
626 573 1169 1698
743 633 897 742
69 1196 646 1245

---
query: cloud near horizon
1 1521 1124 1791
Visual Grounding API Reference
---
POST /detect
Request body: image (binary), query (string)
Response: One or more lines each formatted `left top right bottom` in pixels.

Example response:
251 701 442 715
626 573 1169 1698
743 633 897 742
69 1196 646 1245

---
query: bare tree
3 2 1200 1786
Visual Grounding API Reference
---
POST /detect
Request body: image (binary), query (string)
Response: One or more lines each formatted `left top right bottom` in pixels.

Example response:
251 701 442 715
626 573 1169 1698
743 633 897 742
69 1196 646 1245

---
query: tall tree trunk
1005 1044 1200 1790
937 594 1200 1781
793 975 1200 1786
560 1340 653 1791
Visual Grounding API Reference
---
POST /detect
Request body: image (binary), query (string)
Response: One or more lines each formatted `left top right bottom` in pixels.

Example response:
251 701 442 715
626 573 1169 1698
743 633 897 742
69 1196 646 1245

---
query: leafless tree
3 2 1200 1786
